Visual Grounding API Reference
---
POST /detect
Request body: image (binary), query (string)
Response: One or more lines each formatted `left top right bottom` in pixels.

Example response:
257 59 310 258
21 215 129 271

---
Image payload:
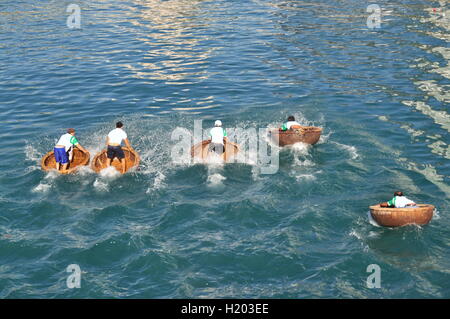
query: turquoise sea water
0 0 449 298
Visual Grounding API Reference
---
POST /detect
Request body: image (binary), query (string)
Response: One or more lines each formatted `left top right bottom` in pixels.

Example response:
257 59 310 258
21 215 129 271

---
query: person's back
208 120 227 154
281 116 301 131
106 122 133 173
54 128 87 172
386 191 416 208
56 133 78 152
210 126 226 145
107 127 127 146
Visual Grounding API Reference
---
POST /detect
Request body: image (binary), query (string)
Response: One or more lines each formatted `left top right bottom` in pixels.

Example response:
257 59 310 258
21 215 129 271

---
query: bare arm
75 144 88 153
124 138 132 149
106 136 109 146
406 198 416 206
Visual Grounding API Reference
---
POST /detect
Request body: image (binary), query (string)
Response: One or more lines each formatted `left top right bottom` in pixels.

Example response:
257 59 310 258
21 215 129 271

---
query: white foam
368 231 380 238
44 170 60 180
92 167 121 192
333 142 359 160
367 211 381 227
93 179 109 192
76 165 95 176
146 171 166 193
99 166 121 179
203 153 227 166
318 129 332 144
293 157 315 167
349 230 362 240
32 182 51 193
295 173 317 181
289 142 311 155
25 144 41 162
251 165 261 181
154 171 166 188
433 209 441 220
24 144 42 171
207 173 226 187
33 170 61 193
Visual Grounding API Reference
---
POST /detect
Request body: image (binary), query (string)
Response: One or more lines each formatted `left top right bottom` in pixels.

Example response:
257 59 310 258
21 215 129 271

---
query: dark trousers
107 145 125 159
208 143 224 154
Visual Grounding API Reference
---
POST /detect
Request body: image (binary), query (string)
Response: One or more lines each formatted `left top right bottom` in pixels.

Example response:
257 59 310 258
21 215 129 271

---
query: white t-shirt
285 121 301 129
108 128 127 145
209 127 227 145
56 133 78 152
393 196 415 208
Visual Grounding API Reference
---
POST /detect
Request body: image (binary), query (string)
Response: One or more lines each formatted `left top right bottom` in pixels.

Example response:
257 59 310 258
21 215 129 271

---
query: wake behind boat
91 147 140 173
191 140 239 163
41 149 90 174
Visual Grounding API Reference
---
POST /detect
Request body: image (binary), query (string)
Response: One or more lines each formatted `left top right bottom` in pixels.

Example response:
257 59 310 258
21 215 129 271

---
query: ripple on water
1 0 449 299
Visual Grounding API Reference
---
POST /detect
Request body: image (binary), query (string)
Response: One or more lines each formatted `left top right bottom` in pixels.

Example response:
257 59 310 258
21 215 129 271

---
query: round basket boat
91 147 140 173
191 140 239 163
369 204 434 227
41 149 90 174
269 126 322 146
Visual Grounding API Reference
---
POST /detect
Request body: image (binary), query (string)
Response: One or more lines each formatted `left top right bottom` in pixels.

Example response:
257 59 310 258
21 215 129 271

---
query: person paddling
208 120 227 155
380 191 417 208
281 115 302 131
106 121 133 174
54 128 88 172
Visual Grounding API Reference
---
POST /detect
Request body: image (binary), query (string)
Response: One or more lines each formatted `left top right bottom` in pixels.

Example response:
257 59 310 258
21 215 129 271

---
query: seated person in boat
54 128 88 172
208 120 227 154
380 191 416 208
106 121 133 174
281 116 302 130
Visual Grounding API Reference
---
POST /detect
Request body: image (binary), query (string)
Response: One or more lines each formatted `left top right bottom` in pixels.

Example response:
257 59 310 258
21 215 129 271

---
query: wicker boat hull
369 204 434 227
41 148 90 174
269 127 322 146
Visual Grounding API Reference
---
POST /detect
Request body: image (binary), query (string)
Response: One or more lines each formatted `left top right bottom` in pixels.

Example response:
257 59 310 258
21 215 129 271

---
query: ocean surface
0 0 449 298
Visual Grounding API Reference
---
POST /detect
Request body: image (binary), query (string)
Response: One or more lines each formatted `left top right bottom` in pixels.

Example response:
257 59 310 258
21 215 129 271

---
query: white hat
214 120 222 127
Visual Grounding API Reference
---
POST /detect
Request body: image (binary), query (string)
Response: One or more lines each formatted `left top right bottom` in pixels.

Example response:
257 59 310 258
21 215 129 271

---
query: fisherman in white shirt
381 191 417 208
54 128 88 172
106 121 133 174
281 115 302 131
208 120 227 154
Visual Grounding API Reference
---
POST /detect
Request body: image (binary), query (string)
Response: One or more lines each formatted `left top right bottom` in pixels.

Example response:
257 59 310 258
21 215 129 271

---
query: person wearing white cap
208 120 227 154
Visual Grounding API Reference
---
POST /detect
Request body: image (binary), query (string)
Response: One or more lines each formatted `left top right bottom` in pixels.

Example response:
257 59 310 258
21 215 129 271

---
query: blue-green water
1 0 449 298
